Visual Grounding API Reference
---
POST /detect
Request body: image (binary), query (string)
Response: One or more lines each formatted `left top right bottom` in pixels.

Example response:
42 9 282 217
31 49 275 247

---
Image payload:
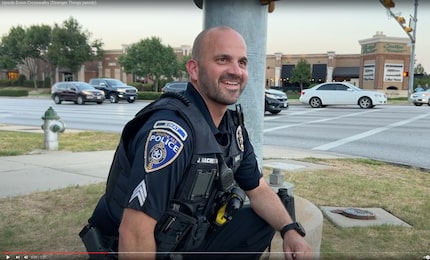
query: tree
24 25 52 88
48 17 103 81
290 58 311 91
119 37 179 92
178 54 191 80
0 26 27 71
0 39 18 71
0 25 52 88
414 63 426 75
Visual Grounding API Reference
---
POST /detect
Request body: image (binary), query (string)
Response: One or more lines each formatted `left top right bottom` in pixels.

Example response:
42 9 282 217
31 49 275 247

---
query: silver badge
236 125 244 152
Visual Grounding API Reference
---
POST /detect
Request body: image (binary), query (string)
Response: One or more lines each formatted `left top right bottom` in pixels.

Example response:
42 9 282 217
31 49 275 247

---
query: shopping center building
265 31 411 97
4 32 412 98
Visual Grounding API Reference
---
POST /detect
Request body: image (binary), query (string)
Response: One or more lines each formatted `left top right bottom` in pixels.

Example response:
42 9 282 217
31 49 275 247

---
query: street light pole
380 0 418 98
408 0 418 98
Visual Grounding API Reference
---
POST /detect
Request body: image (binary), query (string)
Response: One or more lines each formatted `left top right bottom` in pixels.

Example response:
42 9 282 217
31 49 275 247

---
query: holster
79 224 117 260
155 209 209 255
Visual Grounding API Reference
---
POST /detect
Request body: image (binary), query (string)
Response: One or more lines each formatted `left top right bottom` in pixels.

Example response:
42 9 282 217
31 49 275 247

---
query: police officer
80 26 312 260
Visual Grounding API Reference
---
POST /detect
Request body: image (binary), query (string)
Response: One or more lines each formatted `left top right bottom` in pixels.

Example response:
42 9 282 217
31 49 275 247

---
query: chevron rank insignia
129 179 147 207
144 129 184 173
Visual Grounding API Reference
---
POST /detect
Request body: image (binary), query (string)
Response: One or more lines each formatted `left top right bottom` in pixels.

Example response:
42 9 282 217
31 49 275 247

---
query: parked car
299 82 387 109
410 89 430 106
265 88 289 114
89 78 138 103
161 81 188 93
51 81 105 105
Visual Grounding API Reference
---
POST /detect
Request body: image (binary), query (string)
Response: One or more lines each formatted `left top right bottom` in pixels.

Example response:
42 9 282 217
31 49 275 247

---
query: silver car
410 89 430 106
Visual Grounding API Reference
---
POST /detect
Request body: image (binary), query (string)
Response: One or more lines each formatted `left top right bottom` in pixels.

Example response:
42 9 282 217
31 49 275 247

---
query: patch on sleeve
144 129 184 173
154 120 188 141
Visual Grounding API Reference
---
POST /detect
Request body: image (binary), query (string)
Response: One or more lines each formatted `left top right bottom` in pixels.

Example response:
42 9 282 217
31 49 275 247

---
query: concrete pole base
262 196 323 260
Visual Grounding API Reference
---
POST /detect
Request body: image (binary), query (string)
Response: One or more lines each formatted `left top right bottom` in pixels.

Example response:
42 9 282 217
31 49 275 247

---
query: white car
299 82 387 109
410 89 430 106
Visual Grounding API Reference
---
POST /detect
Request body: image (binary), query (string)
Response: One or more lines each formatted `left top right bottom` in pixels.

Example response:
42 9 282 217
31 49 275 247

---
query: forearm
118 208 157 260
118 234 156 260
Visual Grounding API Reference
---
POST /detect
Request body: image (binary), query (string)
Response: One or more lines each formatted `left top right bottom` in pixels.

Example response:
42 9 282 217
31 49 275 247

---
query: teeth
225 81 238 85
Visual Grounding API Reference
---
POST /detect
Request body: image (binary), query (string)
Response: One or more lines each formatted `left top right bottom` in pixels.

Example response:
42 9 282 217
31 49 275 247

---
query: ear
186 59 199 81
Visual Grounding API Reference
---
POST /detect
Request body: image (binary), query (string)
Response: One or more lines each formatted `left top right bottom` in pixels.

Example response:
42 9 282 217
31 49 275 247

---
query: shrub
142 83 153 91
18 74 26 85
0 89 28 97
137 91 162 100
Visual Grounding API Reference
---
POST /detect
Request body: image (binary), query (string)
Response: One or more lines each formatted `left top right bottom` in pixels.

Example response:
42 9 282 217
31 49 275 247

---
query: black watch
280 222 306 238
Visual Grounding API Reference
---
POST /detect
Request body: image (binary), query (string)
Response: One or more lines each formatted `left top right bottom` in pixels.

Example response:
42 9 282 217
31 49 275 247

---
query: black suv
265 88 289 114
51 81 105 105
89 78 138 103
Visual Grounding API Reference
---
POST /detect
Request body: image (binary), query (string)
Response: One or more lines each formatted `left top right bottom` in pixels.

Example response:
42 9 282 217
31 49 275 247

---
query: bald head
191 26 247 61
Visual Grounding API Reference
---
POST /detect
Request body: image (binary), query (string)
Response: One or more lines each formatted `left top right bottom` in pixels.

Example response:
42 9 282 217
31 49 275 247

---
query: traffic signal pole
408 0 418 98
380 0 418 98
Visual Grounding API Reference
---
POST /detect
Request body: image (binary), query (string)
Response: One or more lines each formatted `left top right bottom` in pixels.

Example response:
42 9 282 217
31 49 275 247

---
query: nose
227 61 244 76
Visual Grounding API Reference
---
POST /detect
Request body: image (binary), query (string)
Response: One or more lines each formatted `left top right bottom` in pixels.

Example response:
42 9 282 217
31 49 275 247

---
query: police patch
144 129 184 173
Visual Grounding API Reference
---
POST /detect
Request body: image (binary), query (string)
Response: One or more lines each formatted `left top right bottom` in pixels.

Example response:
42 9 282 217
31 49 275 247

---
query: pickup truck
89 78 138 103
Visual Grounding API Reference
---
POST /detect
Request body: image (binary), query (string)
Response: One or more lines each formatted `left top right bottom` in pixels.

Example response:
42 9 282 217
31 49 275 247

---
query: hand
282 230 313 260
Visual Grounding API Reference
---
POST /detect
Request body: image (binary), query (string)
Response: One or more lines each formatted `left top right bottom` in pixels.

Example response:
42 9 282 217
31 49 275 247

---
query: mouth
221 80 241 90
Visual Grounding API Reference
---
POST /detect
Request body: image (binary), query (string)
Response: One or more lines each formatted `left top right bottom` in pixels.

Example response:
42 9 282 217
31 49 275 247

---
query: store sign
384 43 407 53
363 64 375 81
362 43 377 54
384 63 404 82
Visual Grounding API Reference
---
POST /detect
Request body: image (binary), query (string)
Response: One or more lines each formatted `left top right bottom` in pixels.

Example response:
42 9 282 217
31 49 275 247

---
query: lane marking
313 111 430 151
264 110 374 133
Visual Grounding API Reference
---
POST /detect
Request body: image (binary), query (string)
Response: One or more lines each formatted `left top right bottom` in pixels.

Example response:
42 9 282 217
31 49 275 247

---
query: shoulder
139 110 193 173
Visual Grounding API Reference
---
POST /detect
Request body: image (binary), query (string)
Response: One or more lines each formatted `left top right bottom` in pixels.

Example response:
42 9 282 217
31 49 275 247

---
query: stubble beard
198 70 244 106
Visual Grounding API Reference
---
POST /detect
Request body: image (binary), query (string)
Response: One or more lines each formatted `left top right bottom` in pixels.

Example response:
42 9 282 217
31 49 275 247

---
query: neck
205 101 227 128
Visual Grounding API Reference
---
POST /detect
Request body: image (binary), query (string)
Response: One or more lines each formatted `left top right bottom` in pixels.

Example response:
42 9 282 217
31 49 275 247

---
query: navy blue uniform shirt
125 83 262 221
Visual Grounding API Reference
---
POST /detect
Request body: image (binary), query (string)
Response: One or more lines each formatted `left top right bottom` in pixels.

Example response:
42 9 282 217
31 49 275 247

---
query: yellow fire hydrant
41 106 66 151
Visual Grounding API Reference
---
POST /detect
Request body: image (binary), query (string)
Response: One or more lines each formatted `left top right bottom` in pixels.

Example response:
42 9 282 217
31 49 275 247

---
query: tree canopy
0 17 103 86
119 37 179 91
48 17 103 74
414 63 426 75
290 58 311 90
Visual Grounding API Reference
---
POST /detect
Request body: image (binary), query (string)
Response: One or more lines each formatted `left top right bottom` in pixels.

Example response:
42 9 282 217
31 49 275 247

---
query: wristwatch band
280 222 306 238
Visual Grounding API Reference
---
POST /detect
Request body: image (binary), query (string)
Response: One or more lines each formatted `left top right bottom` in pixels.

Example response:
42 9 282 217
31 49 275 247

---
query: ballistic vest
103 93 245 229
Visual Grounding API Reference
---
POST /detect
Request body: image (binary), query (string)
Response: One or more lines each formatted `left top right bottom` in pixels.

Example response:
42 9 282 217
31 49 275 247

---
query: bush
142 83 153 91
137 91 162 100
0 89 28 97
18 74 26 85
23 80 51 88
127 82 141 89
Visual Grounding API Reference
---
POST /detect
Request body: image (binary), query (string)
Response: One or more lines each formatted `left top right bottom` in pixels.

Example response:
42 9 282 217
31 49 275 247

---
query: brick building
4 32 411 97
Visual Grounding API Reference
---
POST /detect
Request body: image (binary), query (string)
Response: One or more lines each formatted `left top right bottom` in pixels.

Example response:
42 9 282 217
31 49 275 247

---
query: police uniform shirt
126 83 262 222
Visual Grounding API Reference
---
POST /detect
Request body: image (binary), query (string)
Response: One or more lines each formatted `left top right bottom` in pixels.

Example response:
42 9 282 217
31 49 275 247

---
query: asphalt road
1 97 429 170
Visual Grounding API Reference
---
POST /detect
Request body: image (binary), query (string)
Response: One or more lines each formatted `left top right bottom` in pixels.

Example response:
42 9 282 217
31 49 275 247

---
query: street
1 97 429 170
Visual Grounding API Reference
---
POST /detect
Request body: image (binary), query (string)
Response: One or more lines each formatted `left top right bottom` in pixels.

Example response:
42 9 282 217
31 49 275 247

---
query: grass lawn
0 130 428 259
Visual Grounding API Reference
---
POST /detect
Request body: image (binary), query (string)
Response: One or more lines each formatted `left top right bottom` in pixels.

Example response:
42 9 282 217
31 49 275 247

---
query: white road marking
264 109 374 133
313 112 430 151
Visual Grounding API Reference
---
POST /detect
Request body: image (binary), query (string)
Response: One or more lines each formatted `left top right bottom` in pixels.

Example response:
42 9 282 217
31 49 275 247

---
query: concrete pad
263 159 329 172
320 206 412 228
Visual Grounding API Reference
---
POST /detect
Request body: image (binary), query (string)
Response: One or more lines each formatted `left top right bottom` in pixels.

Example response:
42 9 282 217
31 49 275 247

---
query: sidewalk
0 123 350 198
0 147 348 198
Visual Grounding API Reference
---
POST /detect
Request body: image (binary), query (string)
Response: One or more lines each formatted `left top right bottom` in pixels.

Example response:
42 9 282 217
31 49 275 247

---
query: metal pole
380 0 418 98
193 0 268 166
408 0 418 99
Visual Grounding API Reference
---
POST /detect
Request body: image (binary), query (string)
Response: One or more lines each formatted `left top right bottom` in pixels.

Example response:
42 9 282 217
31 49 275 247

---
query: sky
0 0 429 72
